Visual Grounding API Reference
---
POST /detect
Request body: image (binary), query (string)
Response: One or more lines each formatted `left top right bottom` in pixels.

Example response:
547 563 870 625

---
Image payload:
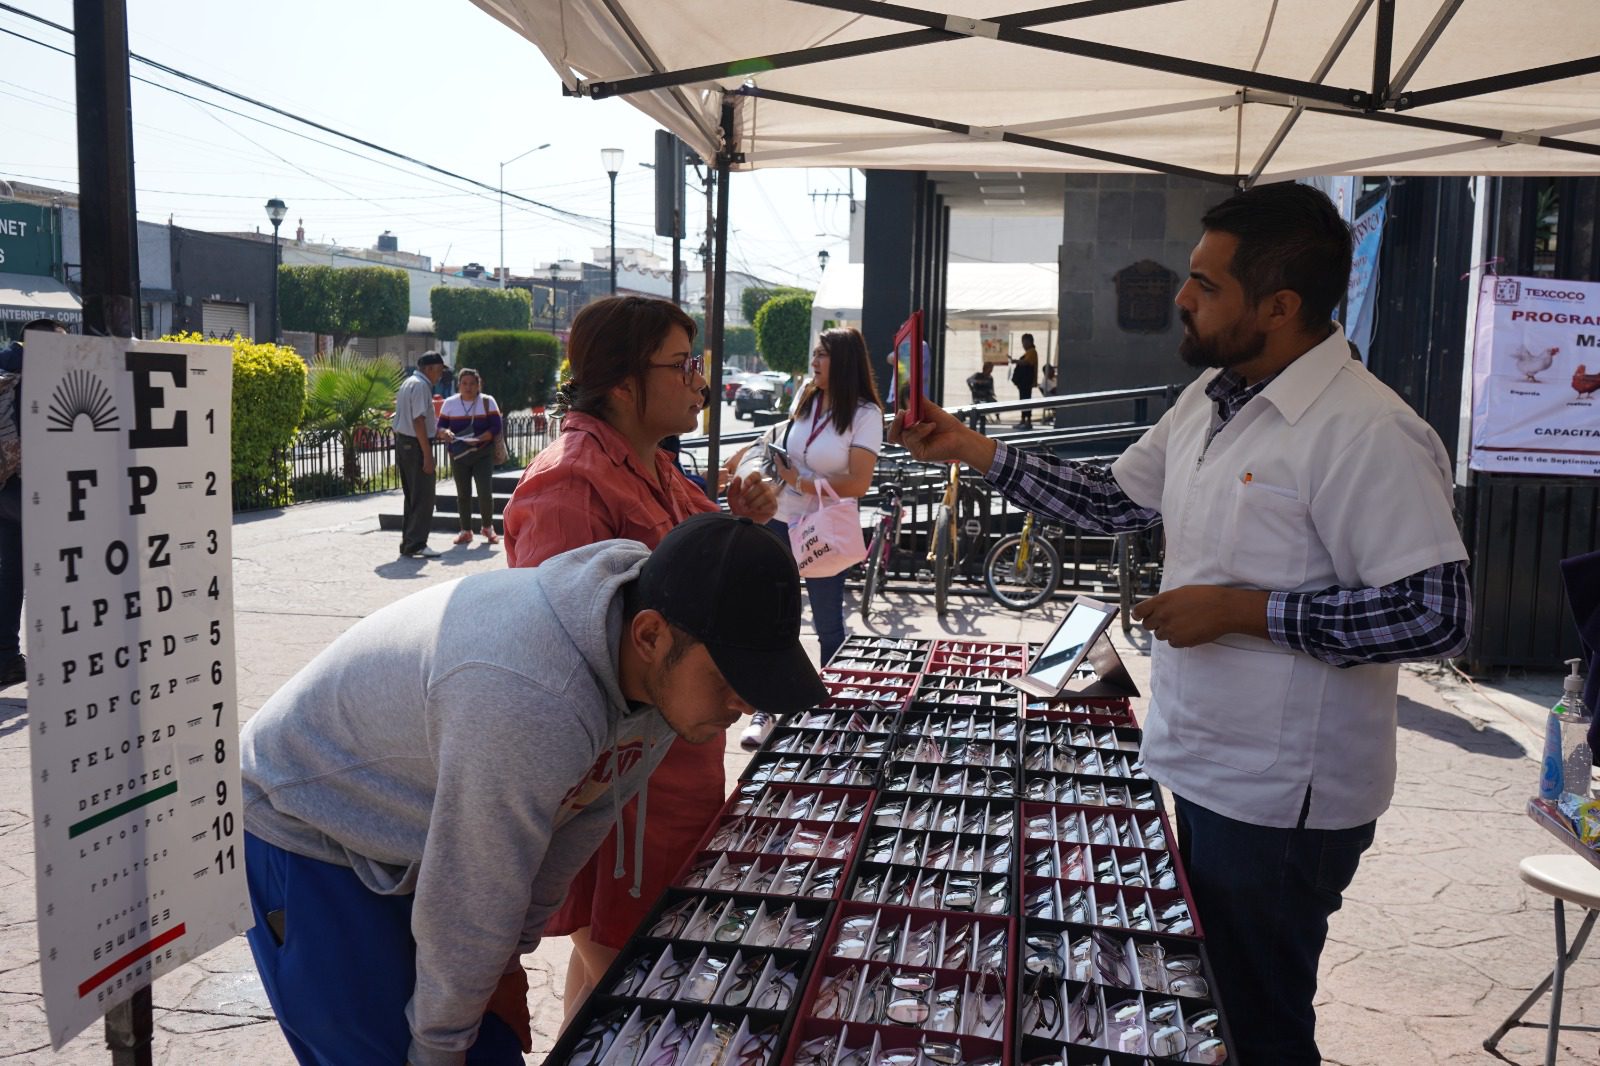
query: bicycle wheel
860 519 889 618
932 507 953 616
985 531 1061 611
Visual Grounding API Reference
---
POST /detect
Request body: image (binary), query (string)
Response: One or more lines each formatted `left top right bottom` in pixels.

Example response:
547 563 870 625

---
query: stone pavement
0 490 1594 1064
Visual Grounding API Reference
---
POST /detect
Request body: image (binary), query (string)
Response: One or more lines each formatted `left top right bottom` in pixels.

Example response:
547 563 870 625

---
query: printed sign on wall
23 335 248 1048
1471 274 1600 475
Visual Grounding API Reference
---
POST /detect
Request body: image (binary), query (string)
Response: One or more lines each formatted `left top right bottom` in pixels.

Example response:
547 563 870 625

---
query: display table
546 637 1235 1065
1528 797 1600 874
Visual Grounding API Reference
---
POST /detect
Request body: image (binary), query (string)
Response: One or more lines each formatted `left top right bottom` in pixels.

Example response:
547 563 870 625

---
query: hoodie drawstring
608 718 627 882
630 764 650 899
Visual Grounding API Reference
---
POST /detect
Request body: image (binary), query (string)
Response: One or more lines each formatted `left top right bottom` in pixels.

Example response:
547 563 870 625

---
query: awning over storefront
0 275 83 325
470 0 1600 182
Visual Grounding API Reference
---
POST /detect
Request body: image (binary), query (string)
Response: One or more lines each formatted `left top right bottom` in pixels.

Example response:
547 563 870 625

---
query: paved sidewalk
0 491 1593 1063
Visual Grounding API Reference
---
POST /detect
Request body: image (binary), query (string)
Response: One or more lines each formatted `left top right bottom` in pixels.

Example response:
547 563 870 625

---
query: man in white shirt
894 182 1470 1064
393 351 449 558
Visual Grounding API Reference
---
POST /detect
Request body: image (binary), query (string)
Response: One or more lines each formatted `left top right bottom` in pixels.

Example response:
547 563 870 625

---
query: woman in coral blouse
501 295 776 1021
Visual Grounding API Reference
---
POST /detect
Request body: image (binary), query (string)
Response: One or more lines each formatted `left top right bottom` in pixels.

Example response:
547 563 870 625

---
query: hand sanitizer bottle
1559 658 1593 801
1541 687 1565 802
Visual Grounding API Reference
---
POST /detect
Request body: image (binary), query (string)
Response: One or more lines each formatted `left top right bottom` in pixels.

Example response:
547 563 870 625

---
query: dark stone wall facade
1056 174 1218 419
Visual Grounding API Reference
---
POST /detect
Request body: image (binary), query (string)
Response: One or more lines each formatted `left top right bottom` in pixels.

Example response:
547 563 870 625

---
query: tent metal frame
566 0 1600 187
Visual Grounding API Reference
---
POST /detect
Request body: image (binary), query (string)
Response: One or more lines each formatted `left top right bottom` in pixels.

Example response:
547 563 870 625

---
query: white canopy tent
468 0 1600 475
468 0 1600 183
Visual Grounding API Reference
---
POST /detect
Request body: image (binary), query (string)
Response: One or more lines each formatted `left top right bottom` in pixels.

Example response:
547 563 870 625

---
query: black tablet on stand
1004 596 1140 699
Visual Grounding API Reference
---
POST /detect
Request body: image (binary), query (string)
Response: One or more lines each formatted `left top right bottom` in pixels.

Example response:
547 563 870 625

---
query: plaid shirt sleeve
1266 560 1472 667
983 441 1162 535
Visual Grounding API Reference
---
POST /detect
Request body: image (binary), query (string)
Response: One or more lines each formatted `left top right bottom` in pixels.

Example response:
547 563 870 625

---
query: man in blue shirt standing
393 351 450 558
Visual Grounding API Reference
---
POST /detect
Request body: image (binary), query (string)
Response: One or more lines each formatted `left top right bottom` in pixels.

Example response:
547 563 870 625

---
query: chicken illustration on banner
1471 274 1600 474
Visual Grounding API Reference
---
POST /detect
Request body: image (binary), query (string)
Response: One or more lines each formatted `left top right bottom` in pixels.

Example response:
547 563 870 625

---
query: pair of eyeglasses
720 954 766 1007
811 964 859 1020
1023 970 1062 1037
643 1016 694 1066
647 353 705 384
753 961 800 1010
569 1006 630 1065
1025 932 1065 977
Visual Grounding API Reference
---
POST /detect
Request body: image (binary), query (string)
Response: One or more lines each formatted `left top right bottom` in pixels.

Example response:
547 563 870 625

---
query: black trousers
451 446 495 532
0 480 20 657
394 434 434 554
1174 793 1376 1066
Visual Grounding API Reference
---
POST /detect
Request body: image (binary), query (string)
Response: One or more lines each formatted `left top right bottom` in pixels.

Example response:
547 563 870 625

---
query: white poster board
23 335 248 1049
1470 274 1600 475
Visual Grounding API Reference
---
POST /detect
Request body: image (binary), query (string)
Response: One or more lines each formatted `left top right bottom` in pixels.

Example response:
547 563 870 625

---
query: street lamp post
601 148 623 294
265 197 287 342
548 266 559 335
499 142 550 289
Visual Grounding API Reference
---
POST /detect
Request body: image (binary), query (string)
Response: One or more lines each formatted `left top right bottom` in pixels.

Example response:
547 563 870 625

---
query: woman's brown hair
558 296 698 418
792 327 882 435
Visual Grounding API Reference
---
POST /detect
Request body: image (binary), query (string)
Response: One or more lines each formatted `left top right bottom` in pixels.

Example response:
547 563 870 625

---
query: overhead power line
0 3 631 236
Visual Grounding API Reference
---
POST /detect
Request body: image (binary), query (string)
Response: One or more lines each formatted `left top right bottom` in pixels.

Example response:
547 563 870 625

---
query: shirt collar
561 410 677 482
1204 325 1351 428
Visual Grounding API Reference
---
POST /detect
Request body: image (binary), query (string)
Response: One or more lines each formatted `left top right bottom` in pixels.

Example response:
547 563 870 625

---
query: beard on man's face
1178 308 1265 370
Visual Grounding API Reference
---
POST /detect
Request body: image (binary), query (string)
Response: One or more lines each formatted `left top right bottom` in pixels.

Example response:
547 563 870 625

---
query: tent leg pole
703 97 736 500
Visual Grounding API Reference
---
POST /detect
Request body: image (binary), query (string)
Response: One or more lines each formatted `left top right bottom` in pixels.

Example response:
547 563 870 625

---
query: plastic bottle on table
1543 658 1593 802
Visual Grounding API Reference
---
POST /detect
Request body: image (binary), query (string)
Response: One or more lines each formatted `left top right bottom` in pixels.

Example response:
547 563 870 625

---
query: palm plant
301 349 405 488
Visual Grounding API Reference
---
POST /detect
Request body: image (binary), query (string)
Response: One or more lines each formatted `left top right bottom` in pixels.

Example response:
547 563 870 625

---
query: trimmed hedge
455 329 560 412
279 264 409 346
753 291 814 377
430 287 532 341
162 331 306 503
741 284 810 327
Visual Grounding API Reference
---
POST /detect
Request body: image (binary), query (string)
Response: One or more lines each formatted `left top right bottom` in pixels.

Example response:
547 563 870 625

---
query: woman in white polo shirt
768 327 883 661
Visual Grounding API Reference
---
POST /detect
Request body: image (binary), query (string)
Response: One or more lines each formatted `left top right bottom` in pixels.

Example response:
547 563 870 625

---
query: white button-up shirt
1111 328 1468 829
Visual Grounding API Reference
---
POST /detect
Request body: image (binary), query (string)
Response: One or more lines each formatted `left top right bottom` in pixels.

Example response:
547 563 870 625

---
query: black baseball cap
417 351 445 367
639 513 827 715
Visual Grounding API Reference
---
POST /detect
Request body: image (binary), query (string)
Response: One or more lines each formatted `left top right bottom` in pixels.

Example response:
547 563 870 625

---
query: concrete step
379 512 505 534
378 467 526 534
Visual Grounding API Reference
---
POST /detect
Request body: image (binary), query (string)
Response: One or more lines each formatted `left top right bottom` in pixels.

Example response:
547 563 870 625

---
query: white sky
0 0 856 288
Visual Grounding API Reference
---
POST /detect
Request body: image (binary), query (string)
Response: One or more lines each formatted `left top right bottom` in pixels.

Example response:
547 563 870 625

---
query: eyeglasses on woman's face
648 353 705 385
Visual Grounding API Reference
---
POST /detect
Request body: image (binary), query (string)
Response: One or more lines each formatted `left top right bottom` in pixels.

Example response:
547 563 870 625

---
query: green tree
753 291 814 378
278 264 409 349
740 284 810 326
339 267 410 342
278 266 342 338
455 330 560 412
430 287 532 341
300 349 405 487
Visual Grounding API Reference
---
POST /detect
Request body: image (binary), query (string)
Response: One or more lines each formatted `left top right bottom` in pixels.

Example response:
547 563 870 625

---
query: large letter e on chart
126 350 188 450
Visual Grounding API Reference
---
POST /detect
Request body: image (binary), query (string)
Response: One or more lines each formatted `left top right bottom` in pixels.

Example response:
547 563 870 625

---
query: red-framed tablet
894 310 925 425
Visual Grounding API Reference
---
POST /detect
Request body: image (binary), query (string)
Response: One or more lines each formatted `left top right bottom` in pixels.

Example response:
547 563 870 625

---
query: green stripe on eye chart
68 781 179 838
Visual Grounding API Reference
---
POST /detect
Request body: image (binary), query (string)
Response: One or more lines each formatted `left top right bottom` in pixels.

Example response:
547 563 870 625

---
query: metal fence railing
232 410 554 512
674 383 1177 607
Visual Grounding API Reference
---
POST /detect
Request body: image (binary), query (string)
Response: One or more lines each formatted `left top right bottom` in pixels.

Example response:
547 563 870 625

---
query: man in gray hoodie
239 514 825 1066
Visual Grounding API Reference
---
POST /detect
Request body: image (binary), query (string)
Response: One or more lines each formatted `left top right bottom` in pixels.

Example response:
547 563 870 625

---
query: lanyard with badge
783 406 833 498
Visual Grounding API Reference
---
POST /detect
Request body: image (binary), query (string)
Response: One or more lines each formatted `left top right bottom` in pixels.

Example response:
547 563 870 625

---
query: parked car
734 373 799 419
734 377 781 420
721 368 747 402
